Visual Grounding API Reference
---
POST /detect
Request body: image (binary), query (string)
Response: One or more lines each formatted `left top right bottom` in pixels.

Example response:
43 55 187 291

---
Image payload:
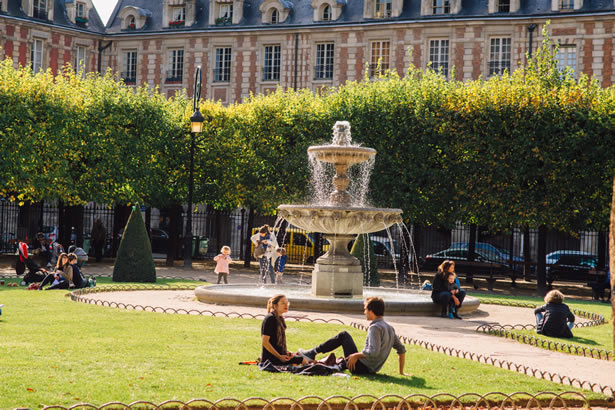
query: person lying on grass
261 294 313 366
297 297 408 375
534 290 575 338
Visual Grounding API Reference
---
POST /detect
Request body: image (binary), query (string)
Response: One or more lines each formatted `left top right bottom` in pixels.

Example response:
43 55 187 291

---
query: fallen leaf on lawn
27 388 35 392
139 377 144 379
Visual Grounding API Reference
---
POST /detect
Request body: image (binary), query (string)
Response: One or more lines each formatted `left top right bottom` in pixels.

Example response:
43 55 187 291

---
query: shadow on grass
570 336 600 346
364 373 430 389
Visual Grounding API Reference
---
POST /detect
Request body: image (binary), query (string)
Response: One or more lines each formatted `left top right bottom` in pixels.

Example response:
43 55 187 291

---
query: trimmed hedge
112 207 156 282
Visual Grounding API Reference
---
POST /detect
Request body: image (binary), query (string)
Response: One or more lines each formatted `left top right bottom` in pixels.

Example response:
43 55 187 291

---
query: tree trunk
244 207 255 268
166 204 183 266
536 225 547 297
608 174 615 350
523 225 532 281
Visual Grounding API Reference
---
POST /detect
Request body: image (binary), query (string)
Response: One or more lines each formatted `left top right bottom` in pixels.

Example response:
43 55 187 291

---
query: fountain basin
277 205 403 235
195 285 480 316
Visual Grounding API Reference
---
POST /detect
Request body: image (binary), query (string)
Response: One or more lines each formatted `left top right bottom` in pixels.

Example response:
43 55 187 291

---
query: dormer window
119 5 152 30
271 8 279 23
33 0 47 19
170 6 185 26
560 0 573 8
433 0 450 14
220 4 233 19
210 0 244 25
75 2 88 26
375 0 392 18
128 16 136 29
259 0 291 24
498 0 510 12
322 5 331 20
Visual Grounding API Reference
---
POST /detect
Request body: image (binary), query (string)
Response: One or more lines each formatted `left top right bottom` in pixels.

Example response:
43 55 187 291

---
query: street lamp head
190 109 205 133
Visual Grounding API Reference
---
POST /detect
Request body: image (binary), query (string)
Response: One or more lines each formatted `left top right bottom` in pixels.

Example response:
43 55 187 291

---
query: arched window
271 8 279 23
127 16 136 29
322 4 331 20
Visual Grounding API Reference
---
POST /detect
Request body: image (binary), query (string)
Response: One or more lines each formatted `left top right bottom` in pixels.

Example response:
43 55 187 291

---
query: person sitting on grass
16 240 47 284
297 297 407 375
68 253 88 289
39 253 70 290
261 294 312 366
535 290 575 338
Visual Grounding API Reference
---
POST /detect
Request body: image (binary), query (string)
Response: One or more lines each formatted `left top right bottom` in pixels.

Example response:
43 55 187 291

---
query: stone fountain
277 121 402 298
195 121 480 315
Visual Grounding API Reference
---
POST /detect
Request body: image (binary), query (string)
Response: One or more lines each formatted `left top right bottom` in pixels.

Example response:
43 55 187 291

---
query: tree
112 207 156 282
350 234 379 286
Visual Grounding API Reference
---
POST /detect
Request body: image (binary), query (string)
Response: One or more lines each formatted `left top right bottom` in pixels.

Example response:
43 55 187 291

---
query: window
270 8 279 23
432 0 450 14
322 5 331 20
214 47 232 82
167 49 184 81
263 45 281 81
220 3 233 19
556 45 576 75
429 39 449 76
75 46 86 71
315 43 334 80
370 40 390 76
123 50 137 82
127 16 136 29
76 2 85 17
497 0 510 12
31 39 43 73
560 0 573 9
375 0 392 17
171 6 185 26
33 0 47 19
489 37 511 76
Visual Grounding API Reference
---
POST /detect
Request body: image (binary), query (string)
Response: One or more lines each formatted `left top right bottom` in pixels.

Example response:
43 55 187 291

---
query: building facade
1 0 615 103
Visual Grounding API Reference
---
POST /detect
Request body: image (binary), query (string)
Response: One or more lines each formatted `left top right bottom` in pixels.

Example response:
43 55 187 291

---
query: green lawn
0 281 606 408
474 293 614 354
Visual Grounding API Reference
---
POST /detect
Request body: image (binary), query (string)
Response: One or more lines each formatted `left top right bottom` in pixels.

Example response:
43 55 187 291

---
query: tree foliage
1 25 614 234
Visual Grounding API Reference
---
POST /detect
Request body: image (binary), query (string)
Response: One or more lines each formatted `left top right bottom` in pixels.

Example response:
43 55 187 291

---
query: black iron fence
0 201 609 282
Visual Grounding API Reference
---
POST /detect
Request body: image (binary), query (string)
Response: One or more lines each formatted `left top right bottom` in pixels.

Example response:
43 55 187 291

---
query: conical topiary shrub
112 207 156 282
350 233 379 286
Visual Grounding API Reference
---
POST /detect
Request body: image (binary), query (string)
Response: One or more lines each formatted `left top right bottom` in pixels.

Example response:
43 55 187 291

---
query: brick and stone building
1 0 614 103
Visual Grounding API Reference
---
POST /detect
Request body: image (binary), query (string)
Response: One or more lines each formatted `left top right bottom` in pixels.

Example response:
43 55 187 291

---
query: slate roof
104 0 615 34
3 0 105 33
3 0 615 35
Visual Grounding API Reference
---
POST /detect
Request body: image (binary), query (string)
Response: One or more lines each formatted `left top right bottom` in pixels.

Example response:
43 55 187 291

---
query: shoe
453 312 462 319
297 348 317 361
448 313 454 319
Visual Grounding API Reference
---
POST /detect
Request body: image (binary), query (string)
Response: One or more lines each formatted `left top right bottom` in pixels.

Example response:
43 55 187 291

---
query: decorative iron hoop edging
476 299 612 361
350 322 615 397
70 286 615 398
39 391 599 410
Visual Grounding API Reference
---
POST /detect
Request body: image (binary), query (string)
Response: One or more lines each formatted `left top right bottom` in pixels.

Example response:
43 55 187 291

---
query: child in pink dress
214 246 232 284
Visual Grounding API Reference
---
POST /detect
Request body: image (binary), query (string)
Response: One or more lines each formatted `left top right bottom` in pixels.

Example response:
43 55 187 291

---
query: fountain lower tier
194 285 481 316
278 205 403 297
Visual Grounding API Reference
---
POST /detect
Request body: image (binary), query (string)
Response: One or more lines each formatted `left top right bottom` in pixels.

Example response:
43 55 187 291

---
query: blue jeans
535 313 574 330
259 257 275 283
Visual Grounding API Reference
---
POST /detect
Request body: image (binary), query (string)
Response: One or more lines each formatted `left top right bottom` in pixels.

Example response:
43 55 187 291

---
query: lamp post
185 66 204 268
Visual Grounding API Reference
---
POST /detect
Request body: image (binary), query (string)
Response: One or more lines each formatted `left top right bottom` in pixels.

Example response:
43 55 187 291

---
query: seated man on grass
297 297 407 375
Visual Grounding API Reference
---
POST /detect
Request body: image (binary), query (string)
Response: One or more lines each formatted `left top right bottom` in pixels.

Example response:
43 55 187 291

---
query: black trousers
433 290 466 314
314 331 370 374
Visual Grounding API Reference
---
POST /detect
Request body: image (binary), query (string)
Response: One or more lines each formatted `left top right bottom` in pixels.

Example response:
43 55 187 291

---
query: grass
473 293 614 354
0 280 608 408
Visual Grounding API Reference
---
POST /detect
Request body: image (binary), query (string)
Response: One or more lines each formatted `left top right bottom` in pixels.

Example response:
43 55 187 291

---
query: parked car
421 246 510 276
151 228 169 254
545 250 599 283
348 235 401 268
450 242 524 272
250 227 329 264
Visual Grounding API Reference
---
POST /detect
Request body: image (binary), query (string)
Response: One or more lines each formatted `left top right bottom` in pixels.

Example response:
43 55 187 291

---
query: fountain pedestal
312 234 363 297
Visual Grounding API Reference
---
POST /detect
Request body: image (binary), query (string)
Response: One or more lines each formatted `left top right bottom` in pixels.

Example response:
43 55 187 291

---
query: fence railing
0 201 609 279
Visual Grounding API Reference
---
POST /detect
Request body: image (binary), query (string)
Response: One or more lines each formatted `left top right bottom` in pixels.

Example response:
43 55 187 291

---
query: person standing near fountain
297 297 407 375
261 294 311 366
251 225 278 284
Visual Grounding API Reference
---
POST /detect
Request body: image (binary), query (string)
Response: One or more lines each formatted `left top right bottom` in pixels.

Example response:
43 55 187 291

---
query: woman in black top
261 294 308 366
431 260 466 319
535 290 575 338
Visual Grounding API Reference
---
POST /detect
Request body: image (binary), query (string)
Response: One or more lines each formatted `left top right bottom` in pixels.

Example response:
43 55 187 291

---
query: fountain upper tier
277 205 402 235
308 145 376 167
